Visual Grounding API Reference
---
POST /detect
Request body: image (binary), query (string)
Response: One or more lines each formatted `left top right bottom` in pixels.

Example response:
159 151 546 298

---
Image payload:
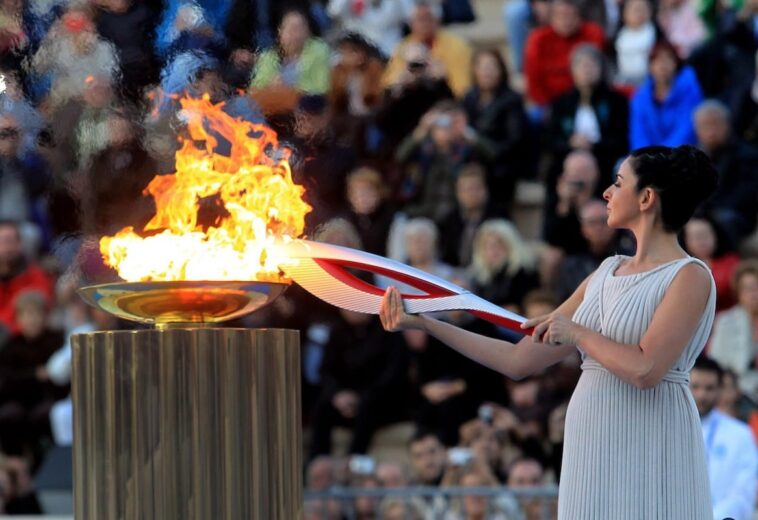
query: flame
100 95 311 282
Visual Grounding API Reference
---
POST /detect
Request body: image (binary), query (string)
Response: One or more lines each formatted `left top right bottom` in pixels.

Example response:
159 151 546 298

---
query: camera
478 404 494 425
407 60 427 73
349 455 376 476
447 447 474 466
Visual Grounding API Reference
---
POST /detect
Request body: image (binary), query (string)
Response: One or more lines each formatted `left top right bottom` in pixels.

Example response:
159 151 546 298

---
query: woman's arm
380 274 593 380
530 263 712 389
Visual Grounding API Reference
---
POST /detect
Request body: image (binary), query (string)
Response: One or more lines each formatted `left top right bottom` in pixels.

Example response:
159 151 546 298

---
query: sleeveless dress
559 255 716 519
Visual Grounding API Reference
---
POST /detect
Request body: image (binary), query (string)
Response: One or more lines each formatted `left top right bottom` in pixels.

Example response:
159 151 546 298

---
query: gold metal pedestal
71 328 302 520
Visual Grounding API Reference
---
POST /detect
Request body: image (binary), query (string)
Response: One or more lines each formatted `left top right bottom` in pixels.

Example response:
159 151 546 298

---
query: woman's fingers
521 313 550 330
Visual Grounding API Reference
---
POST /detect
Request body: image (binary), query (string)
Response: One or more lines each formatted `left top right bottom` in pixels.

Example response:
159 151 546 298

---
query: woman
462 49 527 206
380 145 719 518
629 39 703 149
708 260 758 398
545 44 629 191
249 8 330 95
683 214 740 311
469 219 539 313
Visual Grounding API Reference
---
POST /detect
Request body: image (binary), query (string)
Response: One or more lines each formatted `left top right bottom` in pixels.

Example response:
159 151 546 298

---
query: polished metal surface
77 281 289 326
71 328 302 520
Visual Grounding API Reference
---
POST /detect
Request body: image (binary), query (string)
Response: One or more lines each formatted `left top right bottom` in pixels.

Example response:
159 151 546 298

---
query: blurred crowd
0 0 756 516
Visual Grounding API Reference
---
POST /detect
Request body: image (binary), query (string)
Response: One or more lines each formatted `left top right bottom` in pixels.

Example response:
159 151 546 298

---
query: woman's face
650 50 677 85
481 233 508 268
279 12 309 56
473 53 502 92
737 273 758 314
406 231 435 265
623 0 651 28
603 159 644 229
571 54 602 90
347 179 381 216
684 219 716 260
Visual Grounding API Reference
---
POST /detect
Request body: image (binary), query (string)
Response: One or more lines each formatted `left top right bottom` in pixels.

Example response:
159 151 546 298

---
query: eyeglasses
0 128 20 140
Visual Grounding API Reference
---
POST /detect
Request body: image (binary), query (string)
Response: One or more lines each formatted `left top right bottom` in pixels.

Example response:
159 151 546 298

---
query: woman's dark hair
628 145 718 233
472 48 509 91
648 39 683 72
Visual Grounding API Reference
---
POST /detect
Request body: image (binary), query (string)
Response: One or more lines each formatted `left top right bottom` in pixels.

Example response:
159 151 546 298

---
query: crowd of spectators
0 0 757 516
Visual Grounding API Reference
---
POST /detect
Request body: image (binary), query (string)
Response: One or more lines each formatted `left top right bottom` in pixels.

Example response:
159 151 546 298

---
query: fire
100 95 311 282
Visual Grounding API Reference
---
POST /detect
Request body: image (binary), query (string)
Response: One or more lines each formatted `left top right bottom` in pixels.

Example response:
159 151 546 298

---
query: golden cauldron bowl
77 280 289 327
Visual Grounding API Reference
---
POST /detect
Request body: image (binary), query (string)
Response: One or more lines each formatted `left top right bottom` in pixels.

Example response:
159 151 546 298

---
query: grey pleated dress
559 255 716 519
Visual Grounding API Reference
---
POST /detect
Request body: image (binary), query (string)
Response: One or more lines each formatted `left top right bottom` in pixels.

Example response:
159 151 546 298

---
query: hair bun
672 145 719 201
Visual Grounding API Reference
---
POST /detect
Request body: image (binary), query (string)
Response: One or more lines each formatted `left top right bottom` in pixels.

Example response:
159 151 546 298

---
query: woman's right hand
379 286 425 332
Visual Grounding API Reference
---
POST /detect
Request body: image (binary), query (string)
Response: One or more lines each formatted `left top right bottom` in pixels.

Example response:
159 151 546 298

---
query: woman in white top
380 145 719 519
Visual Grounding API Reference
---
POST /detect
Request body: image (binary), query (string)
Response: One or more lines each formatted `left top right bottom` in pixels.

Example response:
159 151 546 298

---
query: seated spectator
0 291 65 456
0 221 53 342
94 0 158 101
462 49 528 206
469 219 539 313
249 8 330 96
507 457 551 520
524 0 605 110
345 167 394 256
327 0 411 57
691 357 758 520
554 199 634 301
544 44 628 190
355 478 381 520
718 368 758 440
160 4 227 62
437 164 503 268
629 39 703 149
458 417 506 482
693 100 758 241
0 114 31 223
441 462 511 520
0 71 45 159
709 260 758 397
376 461 410 487
29 6 120 109
614 0 657 88
374 41 454 149
328 33 386 154
382 1 473 97
656 0 707 59
80 113 159 235
543 150 600 257
397 101 495 221
308 308 410 458
304 455 343 519
408 430 447 486
683 214 741 311
290 95 357 231
379 496 426 520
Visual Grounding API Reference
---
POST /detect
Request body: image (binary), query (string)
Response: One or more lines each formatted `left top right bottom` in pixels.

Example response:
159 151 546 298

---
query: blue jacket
629 66 703 150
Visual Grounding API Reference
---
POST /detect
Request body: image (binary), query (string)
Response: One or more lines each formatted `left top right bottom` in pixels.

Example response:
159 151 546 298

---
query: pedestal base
71 328 302 520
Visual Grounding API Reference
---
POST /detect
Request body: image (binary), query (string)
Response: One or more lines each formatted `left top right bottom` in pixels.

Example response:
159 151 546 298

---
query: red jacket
0 263 54 334
524 22 605 106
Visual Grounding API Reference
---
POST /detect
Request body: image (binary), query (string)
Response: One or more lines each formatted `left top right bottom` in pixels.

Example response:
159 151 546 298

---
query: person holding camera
396 101 496 222
374 41 454 150
382 1 472 97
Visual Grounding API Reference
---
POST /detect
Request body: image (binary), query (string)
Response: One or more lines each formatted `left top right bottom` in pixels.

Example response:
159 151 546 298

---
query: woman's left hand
521 313 583 346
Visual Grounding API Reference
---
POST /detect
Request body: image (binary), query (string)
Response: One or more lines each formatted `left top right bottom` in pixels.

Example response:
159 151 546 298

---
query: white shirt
574 105 601 144
701 409 758 520
614 22 656 86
